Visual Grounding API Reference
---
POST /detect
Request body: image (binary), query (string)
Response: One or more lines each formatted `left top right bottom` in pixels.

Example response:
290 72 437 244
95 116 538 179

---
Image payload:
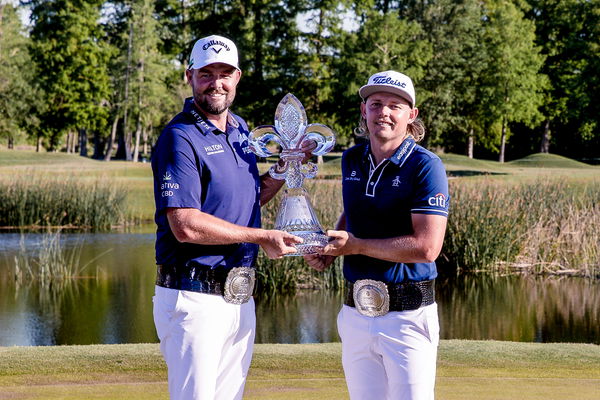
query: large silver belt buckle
224 267 255 304
353 279 390 317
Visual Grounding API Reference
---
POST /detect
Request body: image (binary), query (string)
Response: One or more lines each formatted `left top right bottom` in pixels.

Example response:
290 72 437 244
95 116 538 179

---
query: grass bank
0 341 598 399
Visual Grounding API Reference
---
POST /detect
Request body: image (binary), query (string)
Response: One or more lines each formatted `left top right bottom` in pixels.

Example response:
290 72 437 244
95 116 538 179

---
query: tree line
0 0 598 162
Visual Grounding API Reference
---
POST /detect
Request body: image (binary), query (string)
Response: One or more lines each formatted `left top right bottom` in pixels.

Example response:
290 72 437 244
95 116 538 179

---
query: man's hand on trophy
300 139 317 164
303 253 336 271
319 230 357 256
258 230 303 259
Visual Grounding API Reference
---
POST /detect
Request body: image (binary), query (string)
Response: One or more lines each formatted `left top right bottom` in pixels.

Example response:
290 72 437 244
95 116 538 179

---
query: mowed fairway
0 341 598 399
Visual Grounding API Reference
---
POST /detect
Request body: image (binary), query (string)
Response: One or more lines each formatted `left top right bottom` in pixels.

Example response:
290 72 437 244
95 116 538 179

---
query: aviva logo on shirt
205 144 225 155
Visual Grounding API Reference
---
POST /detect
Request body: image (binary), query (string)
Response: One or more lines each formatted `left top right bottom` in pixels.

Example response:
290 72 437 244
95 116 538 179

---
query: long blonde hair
354 114 425 142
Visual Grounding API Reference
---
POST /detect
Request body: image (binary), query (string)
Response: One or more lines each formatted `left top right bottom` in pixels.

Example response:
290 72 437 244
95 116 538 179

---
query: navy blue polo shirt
341 137 450 283
152 97 261 270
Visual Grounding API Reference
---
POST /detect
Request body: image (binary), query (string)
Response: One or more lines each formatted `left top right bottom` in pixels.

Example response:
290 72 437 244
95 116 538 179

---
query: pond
0 230 598 346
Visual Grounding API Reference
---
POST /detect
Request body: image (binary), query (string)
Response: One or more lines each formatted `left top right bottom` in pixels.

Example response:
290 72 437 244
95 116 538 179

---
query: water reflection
436 273 600 343
0 232 598 346
255 291 343 343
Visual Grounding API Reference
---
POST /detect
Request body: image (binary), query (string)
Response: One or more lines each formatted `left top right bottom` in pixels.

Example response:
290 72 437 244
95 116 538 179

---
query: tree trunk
65 132 71 153
540 119 550 153
132 116 142 163
142 125 149 157
69 131 77 153
180 0 190 76
92 130 105 159
116 22 133 161
71 131 81 154
79 128 88 157
132 55 145 163
104 113 119 161
8 136 13 149
252 2 264 82
467 128 474 159
36 134 41 152
499 117 506 163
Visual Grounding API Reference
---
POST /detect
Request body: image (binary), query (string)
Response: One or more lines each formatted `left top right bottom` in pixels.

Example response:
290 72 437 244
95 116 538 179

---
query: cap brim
359 85 414 107
189 61 240 71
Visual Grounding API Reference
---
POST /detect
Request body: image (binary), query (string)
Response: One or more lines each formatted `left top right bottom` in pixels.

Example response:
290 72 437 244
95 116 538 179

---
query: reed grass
0 173 127 230
444 178 600 277
9 231 108 297
257 177 599 291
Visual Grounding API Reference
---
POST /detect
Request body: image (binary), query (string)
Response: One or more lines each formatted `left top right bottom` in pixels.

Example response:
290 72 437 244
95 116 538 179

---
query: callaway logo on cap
188 34 239 71
359 70 416 108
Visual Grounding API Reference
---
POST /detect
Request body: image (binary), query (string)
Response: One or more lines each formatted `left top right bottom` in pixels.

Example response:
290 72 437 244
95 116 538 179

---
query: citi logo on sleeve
428 193 447 207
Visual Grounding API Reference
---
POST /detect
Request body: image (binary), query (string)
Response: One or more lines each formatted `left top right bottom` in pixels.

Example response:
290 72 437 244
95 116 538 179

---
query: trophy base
285 231 328 256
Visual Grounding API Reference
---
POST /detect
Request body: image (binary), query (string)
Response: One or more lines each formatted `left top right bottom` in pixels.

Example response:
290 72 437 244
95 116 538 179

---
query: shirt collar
363 137 416 168
389 137 416 167
183 97 239 135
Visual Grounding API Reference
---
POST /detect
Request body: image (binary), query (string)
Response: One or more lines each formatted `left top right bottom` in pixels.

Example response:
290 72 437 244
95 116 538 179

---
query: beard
195 90 235 116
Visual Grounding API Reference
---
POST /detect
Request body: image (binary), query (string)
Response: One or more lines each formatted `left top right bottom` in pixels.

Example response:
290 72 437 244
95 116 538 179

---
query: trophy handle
304 123 336 156
248 126 286 157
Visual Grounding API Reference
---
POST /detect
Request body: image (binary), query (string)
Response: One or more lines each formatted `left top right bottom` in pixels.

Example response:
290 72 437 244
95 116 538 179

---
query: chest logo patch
392 176 401 187
345 170 361 181
241 141 252 154
205 144 225 155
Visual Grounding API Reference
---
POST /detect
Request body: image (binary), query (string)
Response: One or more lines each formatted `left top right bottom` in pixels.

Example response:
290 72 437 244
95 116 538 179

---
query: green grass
508 152 596 169
0 341 598 399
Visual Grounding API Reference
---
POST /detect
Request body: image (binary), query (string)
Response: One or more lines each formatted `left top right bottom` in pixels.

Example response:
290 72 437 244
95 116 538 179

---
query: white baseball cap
359 70 416 107
188 35 239 70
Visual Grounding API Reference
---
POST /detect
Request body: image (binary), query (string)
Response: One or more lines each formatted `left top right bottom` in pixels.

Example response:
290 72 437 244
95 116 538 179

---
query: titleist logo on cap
359 70 416 107
372 76 407 88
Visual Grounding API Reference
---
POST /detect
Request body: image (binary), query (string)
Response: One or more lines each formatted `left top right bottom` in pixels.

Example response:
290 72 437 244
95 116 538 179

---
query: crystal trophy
248 93 336 256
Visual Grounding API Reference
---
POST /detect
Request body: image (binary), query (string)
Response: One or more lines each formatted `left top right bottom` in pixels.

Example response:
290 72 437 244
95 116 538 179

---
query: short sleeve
411 157 450 217
153 128 203 212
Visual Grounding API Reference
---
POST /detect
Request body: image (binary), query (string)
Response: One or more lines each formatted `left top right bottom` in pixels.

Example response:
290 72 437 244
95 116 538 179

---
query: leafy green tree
234 0 307 128
153 0 304 130
399 0 490 156
27 0 111 152
523 0 599 160
332 10 432 145
479 0 547 162
290 0 347 145
0 3 42 148
102 0 176 161
129 0 174 162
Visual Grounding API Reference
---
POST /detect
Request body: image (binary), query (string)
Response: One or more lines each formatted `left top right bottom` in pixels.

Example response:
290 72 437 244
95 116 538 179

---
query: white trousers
153 285 256 400
337 303 439 400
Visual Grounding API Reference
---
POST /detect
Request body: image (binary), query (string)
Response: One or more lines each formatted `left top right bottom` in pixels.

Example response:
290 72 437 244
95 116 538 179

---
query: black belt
155 264 230 294
345 279 435 312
